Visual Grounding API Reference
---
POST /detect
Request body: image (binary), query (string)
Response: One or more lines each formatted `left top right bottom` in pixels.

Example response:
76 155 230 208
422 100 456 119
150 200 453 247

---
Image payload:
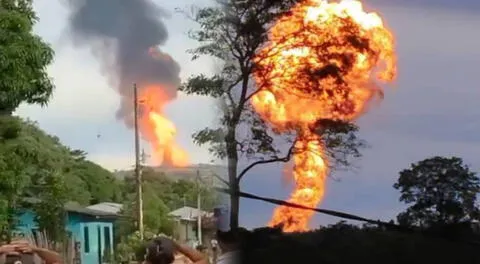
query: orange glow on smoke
251 0 397 232
138 86 189 167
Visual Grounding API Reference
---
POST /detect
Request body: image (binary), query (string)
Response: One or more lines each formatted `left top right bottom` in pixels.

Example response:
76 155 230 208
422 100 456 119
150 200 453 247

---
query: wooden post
133 83 144 239
197 170 202 245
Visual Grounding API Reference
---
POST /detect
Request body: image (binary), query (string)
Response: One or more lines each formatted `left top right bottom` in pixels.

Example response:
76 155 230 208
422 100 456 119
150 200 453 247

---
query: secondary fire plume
252 0 397 232
65 0 188 167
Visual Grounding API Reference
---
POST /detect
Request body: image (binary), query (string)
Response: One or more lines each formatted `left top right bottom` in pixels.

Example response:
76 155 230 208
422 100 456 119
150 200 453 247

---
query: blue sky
18 0 480 229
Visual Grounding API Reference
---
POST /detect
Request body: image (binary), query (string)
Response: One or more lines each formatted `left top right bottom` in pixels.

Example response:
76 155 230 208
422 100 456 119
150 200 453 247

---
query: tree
393 156 480 227
0 116 30 241
118 187 173 238
0 116 120 241
69 151 123 205
132 168 220 211
181 0 366 228
31 171 69 247
0 0 56 239
0 0 55 114
115 168 219 243
115 230 159 263
0 116 72 241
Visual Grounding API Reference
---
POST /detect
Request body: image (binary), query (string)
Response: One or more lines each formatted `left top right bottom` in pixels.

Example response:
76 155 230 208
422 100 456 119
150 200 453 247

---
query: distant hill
113 163 227 188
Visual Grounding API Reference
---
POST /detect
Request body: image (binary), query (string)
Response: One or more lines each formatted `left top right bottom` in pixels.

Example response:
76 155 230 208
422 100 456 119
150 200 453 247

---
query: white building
168 206 214 246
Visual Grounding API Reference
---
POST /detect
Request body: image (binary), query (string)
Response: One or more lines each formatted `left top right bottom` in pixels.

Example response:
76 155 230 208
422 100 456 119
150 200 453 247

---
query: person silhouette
139 237 207 264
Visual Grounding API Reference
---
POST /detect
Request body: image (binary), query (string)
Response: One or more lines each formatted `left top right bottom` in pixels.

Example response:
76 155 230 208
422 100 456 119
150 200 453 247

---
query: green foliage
0 116 71 241
116 232 176 262
316 119 367 172
394 156 480 227
69 153 123 204
0 116 123 241
0 116 202 246
181 1 293 163
116 232 154 263
115 168 219 244
136 168 219 211
181 74 225 97
118 188 173 238
192 128 226 159
0 0 55 113
31 171 68 245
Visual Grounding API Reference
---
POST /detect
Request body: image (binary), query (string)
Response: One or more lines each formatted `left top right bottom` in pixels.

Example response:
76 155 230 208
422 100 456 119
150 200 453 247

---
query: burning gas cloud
252 0 397 232
65 0 188 167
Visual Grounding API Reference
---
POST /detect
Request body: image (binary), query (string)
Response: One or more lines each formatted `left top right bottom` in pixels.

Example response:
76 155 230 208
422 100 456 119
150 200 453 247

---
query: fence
17 230 78 264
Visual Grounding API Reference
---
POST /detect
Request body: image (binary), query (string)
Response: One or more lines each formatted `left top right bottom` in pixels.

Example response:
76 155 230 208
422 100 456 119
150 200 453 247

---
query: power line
215 187 399 228
215 188 480 246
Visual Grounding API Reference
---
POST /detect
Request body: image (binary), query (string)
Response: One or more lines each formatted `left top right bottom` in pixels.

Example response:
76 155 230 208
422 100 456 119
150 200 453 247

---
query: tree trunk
226 128 239 229
6 198 16 243
229 180 239 229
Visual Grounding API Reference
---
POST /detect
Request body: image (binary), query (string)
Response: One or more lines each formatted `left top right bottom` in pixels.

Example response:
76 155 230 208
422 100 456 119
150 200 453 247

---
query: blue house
16 201 122 264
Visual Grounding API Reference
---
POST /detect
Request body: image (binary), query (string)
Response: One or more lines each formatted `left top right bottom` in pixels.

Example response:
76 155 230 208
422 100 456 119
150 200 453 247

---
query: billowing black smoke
65 0 180 126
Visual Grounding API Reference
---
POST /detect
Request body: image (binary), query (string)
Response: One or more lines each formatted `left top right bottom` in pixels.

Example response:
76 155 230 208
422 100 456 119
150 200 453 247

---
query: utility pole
141 149 149 164
133 83 144 240
196 170 202 245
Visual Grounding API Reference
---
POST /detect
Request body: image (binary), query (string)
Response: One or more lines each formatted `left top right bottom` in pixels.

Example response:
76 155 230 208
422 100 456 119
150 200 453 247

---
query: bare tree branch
245 86 263 102
214 173 230 187
237 142 296 183
197 171 230 188
225 74 244 109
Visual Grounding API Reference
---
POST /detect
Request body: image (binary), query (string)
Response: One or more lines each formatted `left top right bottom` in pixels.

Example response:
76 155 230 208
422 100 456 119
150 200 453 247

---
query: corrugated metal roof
86 202 123 214
65 201 118 217
168 206 212 221
22 198 119 217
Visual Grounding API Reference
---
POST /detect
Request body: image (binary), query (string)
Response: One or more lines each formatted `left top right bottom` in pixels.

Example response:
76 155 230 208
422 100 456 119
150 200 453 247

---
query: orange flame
251 0 397 232
138 85 189 167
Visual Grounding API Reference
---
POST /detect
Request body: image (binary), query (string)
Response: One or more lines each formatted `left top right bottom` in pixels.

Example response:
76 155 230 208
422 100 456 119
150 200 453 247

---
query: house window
83 226 90 253
104 226 111 250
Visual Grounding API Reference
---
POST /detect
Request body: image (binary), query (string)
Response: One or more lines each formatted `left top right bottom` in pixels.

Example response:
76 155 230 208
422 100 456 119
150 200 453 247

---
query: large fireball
139 84 189 168
251 0 397 232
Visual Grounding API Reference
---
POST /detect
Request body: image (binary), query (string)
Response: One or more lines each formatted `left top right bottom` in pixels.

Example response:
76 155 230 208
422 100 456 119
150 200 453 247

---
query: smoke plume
65 0 180 127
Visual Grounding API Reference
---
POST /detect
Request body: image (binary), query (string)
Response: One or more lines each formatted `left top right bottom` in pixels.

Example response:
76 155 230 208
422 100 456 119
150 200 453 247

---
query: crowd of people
137 228 243 264
0 240 62 264
0 207 241 264
0 228 242 264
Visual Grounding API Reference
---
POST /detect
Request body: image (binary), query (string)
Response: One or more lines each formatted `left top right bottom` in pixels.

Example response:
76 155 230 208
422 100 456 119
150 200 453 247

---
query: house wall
78 218 114 264
16 210 82 239
16 211 37 235
175 220 213 248
16 210 115 264
175 220 197 245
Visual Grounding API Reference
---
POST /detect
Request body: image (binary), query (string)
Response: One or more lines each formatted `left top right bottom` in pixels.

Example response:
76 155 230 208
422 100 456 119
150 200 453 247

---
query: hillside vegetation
0 115 218 242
